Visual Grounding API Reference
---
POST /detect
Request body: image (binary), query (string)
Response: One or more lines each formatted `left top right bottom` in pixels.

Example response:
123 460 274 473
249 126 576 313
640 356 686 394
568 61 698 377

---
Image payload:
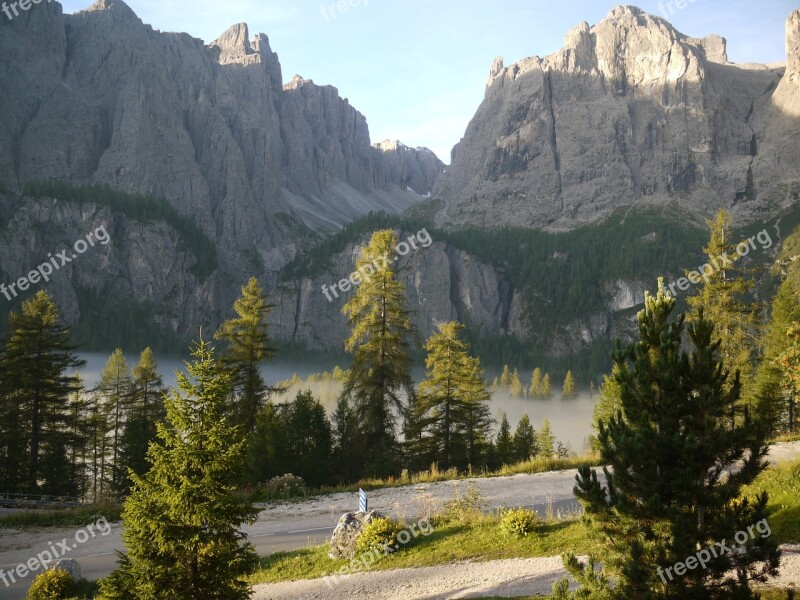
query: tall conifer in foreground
340 229 415 478
556 283 779 599
99 338 258 600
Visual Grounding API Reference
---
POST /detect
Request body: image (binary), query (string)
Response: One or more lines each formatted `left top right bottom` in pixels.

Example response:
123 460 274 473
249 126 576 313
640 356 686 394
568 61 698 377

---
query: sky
59 0 797 163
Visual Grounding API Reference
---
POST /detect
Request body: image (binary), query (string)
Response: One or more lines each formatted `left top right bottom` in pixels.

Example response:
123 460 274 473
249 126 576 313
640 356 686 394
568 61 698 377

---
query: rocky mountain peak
210 23 254 64
284 74 312 90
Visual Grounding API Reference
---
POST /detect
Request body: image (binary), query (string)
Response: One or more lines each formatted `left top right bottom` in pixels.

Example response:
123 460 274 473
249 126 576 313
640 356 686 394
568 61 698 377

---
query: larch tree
537 419 556 459
686 210 759 426
215 276 276 434
542 373 552 398
99 338 258 600
562 370 577 399
415 321 492 470
510 368 524 398
97 348 133 492
558 282 779 599
340 229 415 478
529 368 543 398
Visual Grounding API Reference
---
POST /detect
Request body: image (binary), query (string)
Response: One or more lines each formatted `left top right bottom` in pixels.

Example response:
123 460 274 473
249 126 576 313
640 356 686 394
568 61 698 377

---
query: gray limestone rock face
431 5 793 231
329 510 387 560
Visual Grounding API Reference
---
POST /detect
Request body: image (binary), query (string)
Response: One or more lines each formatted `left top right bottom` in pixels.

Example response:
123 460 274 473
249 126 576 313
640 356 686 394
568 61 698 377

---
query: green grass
0 502 121 529
247 514 595 585
743 457 800 544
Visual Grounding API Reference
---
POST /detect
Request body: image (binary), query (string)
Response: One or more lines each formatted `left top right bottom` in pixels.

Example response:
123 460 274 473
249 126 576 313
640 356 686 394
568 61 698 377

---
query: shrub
26 567 75 600
259 474 307 500
355 517 404 556
500 507 539 538
439 483 487 525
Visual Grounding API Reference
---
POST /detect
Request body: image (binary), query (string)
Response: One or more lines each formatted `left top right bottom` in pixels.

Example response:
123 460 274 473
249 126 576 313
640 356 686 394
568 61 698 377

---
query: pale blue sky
60 0 797 162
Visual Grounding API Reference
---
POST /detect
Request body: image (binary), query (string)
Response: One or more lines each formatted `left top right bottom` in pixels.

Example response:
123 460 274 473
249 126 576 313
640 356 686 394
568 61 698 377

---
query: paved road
0 441 797 600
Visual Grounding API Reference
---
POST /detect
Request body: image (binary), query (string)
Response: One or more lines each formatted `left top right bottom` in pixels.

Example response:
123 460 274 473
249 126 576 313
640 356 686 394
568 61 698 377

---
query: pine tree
495 413 514 467
529 368 543 398
0 291 85 494
512 414 538 462
340 230 415 478
500 364 511 387
560 282 779 599
537 419 555 459
415 322 492 470
99 338 258 600
510 368 524 398
541 373 552 398
97 349 133 492
562 370 577 400
118 348 165 492
686 211 758 426
215 276 276 434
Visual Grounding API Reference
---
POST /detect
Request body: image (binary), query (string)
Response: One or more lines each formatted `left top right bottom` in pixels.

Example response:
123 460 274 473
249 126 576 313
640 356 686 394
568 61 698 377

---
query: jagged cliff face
0 0 443 337
432 5 799 230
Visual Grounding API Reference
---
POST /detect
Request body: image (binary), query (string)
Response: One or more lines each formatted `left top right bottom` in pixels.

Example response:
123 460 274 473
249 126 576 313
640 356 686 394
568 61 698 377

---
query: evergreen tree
560 283 779 599
537 419 556 459
494 413 514 467
340 229 415 478
99 339 258 600
529 368 543 398
491 376 500 390
0 291 85 494
512 414 538 462
331 397 362 483
245 403 287 485
415 322 492 470
686 211 758 425
541 373 552 398
510 368 524 398
283 390 333 487
562 370 577 399
215 277 276 434
590 366 623 453
97 349 133 492
556 441 569 459
118 348 165 492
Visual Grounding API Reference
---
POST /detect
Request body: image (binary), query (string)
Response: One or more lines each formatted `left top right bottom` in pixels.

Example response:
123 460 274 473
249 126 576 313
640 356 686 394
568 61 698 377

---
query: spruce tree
331 396 362 483
215 277 276 434
562 370 577 399
512 414 538 462
495 413 514 466
99 338 258 600
416 322 492 470
283 390 333 487
340 229 415 478
537 419 556 459
529 368 543 398
559 283 780 599
0 291 84 494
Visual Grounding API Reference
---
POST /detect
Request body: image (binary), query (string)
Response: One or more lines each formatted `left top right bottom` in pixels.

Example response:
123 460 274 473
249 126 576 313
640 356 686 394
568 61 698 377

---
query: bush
259 474 307 500
26 568 75 600
500 507 539 538
355 517 404 556
439 484 487 525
